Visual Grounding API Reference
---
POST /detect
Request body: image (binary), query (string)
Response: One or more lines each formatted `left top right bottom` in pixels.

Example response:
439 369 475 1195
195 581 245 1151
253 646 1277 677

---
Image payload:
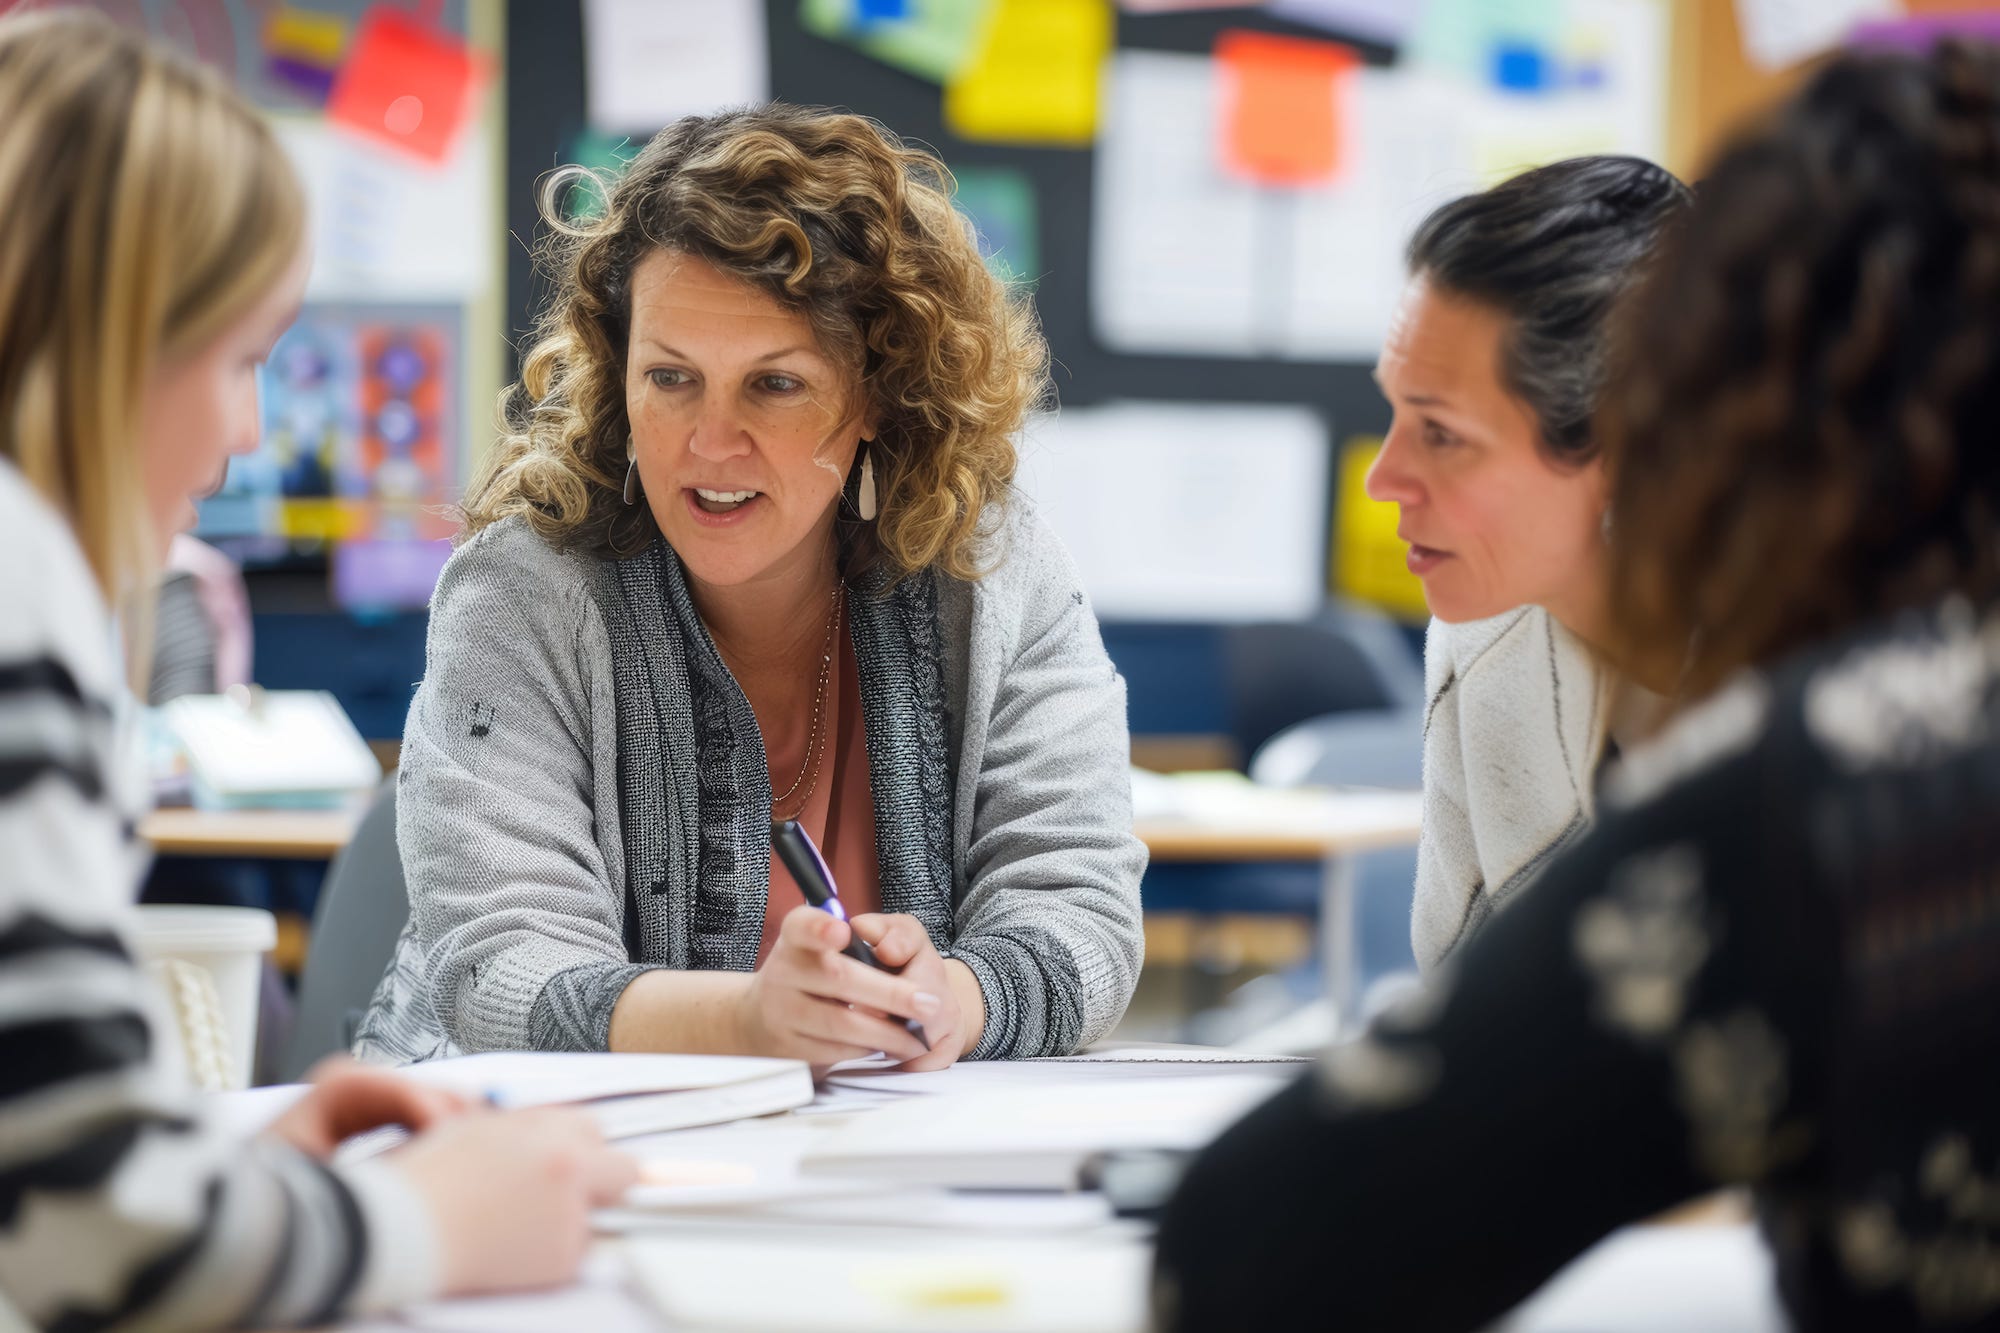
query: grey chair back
279 781 408 1081
1249 706 1424 791
1250 707 1426 989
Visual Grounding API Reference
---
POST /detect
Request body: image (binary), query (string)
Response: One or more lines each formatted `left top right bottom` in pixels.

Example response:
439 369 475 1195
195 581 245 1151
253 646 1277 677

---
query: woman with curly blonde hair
356 106 1144 1071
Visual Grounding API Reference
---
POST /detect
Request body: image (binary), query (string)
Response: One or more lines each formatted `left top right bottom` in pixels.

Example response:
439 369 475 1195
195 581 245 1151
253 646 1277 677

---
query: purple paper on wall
1848 14 2000 52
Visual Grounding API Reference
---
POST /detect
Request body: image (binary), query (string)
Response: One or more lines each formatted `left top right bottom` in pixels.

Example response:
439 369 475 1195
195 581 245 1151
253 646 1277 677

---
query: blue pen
771 819 931 1052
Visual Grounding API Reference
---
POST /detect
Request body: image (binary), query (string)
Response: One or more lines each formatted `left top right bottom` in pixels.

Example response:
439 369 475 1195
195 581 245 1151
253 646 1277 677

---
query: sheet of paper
628 1234 1150 1332
1091 51 1263 356
583 0 768 133
1012 401 1330 621
799 0 992 84
275 119 495 303
394 1051 807 1103
1733 0 1899 71
1216 30 1358 187
826 1048 1307 1095
944 0 1112 145
603 1187 1119 1233
1284 67 1476 360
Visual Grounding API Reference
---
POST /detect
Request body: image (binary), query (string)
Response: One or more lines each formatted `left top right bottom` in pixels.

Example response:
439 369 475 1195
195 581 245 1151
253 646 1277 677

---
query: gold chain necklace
772 581 845 820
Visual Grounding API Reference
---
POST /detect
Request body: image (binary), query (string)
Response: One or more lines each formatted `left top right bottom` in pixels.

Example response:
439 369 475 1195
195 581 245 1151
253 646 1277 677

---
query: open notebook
338 1053 813 1156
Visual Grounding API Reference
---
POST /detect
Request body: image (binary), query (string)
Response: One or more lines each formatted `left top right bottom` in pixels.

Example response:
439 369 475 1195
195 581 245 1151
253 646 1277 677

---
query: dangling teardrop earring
857 441 878 522
623 438 639 506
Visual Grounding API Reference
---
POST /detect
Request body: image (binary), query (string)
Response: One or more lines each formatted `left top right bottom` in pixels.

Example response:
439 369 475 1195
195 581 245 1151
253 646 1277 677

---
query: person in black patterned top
1155 41 2000 1333
0 12 632 1329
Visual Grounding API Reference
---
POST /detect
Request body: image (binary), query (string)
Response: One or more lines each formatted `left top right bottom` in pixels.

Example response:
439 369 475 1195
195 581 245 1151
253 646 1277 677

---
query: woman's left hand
263 1056 471 1157
848 913 986 1072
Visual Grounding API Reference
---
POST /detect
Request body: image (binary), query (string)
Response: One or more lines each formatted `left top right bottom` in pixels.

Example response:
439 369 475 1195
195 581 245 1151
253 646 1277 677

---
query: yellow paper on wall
1331 436 1430 621
943 0 1112 146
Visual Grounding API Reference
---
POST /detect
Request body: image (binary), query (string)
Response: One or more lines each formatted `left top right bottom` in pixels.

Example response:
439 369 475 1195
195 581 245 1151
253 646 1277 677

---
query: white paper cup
131 905 277 1090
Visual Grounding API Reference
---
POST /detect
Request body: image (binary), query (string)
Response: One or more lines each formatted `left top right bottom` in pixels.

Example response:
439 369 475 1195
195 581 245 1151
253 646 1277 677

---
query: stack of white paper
799 1075 1288 1190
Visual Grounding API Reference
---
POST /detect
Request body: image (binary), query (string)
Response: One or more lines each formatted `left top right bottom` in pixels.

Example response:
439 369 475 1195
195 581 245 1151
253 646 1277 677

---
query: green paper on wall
953 167 1040 285
1406 0 1568 85
562 130 642 220
799 0 994 84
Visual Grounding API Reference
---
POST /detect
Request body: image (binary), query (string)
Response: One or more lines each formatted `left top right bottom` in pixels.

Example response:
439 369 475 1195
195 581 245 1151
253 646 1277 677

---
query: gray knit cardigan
353 496 1146 1064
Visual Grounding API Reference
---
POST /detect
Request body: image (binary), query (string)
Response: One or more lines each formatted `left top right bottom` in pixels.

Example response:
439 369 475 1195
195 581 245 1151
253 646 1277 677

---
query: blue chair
1220 600 1423 766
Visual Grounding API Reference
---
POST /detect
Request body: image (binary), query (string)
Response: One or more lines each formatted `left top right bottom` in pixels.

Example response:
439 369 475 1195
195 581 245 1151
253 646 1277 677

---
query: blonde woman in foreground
0 12 632 1329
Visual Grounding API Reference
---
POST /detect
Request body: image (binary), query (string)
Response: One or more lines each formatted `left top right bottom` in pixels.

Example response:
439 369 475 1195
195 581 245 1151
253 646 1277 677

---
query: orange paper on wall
1215 29 1357 187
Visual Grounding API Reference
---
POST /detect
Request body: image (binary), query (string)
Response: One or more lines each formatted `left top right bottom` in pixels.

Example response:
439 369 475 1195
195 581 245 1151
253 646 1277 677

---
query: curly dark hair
1604 41 2000 699
1406 155 1691 464
464 104 1049 581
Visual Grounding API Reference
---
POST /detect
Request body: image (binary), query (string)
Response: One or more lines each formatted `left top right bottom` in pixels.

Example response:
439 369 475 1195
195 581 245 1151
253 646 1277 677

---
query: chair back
279 781 408 1080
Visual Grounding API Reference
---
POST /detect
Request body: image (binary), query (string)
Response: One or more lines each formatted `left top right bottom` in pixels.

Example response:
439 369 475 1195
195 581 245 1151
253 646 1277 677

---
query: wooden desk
1136 789 1422 862
1136 789 1422 1034
142 792 1424 1028
139 806 363 860
143 794 1423 866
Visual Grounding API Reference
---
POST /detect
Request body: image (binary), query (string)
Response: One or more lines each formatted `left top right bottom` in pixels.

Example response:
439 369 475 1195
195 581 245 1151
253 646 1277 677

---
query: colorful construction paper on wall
200 303 460 605
943 0 1111 145
1215 30 1357 187
953 167 1040 283
561 131 642 221
583 0 768 134
263 7 348 103
1331 436 1428 620
1407 0 1568 88
1094 0 1665 363
326 6 490 164
799 0 993 84
1845 9 1997 51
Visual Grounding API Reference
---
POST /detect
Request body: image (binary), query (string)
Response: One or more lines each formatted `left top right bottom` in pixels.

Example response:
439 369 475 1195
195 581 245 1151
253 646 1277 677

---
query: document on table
626 1234 1151 1333
800 1075 1291 1190
825 1046 1306 1096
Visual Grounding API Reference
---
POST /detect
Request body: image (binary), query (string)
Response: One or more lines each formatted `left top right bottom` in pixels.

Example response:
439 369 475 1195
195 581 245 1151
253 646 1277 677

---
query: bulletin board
43 0 510 612
504 1 1672 624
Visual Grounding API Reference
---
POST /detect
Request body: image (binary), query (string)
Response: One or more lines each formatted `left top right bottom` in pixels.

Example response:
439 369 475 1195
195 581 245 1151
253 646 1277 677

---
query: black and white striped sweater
0 459 436 1330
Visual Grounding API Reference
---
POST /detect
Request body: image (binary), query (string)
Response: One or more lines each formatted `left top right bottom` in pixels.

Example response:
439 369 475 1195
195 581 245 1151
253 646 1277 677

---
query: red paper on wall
326 6 490 165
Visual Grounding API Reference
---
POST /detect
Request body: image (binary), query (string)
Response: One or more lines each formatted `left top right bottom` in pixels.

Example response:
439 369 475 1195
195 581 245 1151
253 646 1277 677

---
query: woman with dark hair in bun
1367 156 1692 971
1158 42 2000 1332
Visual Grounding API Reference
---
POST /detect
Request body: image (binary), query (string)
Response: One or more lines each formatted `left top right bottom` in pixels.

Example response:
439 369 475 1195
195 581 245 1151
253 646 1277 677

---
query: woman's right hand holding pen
739 905 941 1068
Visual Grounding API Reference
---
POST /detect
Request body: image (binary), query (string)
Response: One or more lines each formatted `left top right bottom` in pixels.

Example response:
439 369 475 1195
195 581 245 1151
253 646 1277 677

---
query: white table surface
210 1051 1785 1332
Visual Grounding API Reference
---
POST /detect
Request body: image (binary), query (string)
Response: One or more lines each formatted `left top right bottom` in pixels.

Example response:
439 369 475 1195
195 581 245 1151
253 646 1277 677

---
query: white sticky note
583 0 769 134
